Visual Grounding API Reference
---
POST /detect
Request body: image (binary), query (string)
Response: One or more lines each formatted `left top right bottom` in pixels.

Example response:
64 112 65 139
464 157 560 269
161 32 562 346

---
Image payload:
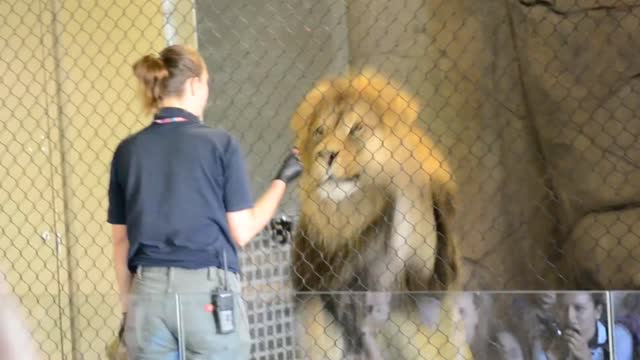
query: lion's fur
291 68 460 292
290 68 467 358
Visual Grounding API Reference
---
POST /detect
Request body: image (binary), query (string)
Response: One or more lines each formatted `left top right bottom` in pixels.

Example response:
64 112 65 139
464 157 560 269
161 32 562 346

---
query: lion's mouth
317 174 361 201
323 174 360 185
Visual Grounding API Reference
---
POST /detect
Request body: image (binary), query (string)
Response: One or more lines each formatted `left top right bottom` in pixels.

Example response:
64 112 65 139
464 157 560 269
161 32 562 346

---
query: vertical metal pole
47 0 78 357
162 0 198 48
162 0 178 45
606 291 615 358
191 0 199 49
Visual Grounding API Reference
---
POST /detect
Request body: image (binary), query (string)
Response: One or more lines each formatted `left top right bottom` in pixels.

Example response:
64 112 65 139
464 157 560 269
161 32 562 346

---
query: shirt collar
153 107 201 124
589 320 608 350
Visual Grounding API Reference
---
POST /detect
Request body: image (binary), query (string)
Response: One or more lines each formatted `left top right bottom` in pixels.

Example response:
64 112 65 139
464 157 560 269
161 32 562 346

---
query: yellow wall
55 0 196 357
1 1 67 358
1 0 196 358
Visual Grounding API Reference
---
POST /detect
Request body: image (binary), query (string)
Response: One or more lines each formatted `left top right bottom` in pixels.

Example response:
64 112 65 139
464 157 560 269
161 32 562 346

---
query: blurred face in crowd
455 293 479 343
557 293 602 342
494 331 524 360
621 293 640 316
536 292 557 311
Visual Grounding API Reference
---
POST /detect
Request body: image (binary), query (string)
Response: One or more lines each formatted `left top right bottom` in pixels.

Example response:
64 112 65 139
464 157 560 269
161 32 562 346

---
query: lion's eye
349 122 363 136
313 126 324 139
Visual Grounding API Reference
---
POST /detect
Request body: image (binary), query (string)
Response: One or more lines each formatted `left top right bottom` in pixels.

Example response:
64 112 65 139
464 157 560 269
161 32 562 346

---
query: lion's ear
290 110 310 152
349 68 422 129
290 80 330 150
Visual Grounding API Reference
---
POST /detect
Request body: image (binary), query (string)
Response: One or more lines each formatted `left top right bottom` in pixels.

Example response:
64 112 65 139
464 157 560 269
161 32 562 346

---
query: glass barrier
4 289 640 359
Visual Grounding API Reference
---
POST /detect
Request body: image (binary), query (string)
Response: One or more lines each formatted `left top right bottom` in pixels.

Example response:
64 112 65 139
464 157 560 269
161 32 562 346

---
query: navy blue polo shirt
107 107 254 274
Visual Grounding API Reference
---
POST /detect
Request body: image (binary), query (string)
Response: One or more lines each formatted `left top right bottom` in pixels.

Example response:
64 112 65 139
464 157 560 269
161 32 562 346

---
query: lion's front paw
364 292 391 333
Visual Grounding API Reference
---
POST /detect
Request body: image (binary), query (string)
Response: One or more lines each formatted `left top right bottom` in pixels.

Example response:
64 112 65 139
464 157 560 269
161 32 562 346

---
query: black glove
274 150 303 184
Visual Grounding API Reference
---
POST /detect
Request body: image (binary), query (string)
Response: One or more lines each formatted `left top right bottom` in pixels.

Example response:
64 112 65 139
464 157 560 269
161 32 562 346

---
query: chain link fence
2 0 640 359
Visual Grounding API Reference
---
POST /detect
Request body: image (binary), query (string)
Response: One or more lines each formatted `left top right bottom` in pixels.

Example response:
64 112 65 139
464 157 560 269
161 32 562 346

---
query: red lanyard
153 117 189 124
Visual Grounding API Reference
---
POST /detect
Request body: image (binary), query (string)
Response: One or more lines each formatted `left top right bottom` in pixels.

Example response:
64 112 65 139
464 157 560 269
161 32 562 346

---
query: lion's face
300 96 388 201
290 72 459 283
292 72 420 203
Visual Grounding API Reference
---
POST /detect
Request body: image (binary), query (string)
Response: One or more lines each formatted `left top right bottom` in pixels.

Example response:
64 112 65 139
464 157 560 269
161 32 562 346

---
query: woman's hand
227 148 303 247
274 149 302 184
564 328 591 360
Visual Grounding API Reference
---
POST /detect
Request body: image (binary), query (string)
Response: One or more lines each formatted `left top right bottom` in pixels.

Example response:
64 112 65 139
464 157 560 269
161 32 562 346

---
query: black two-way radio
212 251 235 334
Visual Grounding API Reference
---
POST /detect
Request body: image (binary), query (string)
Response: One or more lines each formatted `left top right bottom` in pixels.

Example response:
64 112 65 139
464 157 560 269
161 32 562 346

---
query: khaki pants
125 266 251 360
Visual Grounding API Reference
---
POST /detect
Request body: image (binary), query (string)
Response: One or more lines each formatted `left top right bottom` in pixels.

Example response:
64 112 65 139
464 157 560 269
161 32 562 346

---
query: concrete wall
194 0 640 291
195 0 350 216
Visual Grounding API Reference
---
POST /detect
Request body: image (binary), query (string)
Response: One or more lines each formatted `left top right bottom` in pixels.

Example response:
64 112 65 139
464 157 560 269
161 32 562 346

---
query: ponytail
133 54 169 113
132 45 205 113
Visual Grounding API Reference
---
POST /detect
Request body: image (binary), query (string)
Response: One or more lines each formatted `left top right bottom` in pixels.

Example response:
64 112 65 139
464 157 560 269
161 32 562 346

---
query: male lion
290 69 468 359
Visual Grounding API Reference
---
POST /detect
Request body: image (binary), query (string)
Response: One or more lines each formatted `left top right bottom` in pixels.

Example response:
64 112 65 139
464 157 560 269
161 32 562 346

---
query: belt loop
136 266 143 279
207 267 213 281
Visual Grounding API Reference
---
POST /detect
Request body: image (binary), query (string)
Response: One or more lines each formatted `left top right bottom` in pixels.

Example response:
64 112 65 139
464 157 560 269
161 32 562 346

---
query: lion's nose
318 150 339 167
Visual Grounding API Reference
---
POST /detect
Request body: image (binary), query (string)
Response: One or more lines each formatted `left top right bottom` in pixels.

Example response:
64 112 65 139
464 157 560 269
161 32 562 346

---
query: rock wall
509 0 640 288
347 0 560 289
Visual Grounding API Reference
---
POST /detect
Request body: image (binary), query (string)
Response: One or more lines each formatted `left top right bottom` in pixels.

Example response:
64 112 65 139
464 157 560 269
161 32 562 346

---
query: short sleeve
223 137 254 212
614 324 634 360
107 145 127 224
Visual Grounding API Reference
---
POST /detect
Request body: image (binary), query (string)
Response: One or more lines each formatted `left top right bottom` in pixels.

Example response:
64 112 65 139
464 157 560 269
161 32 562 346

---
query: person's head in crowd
488 324 525 360
416 292 482 351
619 293 640 317
613 292 626 314
535 292 557 311
557 292 604 343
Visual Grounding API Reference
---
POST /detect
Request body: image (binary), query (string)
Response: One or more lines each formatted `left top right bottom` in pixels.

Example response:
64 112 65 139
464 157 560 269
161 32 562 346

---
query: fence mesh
2 0 640 359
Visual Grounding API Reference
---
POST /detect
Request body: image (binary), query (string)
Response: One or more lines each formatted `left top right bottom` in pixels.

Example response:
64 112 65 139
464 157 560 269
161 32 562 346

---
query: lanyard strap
153 117 189 124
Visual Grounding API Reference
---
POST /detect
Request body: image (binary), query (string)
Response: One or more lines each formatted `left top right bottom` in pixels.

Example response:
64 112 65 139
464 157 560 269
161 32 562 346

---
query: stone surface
348 0 559 289
511 0 640 287
512 1 640 223
566 208 640 288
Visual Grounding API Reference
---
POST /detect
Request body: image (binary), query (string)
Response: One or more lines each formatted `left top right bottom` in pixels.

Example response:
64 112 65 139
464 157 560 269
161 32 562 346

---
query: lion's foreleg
376 296 473 360
295 295 346 360
369 189 438 291
361 292 392 359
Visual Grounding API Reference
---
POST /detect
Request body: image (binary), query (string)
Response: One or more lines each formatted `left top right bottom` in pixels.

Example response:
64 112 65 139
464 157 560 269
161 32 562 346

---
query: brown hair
622 293 640 314
590 292 605 308
132 45 206 113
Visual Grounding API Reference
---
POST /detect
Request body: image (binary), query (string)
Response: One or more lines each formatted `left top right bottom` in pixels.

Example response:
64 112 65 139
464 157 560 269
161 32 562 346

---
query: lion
289 68 469 359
